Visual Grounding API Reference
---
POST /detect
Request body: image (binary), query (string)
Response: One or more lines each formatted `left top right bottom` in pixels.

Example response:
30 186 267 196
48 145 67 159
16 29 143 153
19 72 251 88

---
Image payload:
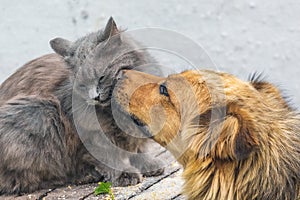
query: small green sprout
94 182 115 200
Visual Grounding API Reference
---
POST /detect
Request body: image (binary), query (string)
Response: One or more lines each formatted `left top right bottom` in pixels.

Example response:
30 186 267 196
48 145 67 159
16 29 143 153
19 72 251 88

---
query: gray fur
0 18 163 195
50 38 72 57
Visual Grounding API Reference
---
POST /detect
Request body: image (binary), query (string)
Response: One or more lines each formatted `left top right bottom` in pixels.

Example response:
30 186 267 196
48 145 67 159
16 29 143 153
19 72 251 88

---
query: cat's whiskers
75 103 91 124
72 102 87 114
86 99 100 106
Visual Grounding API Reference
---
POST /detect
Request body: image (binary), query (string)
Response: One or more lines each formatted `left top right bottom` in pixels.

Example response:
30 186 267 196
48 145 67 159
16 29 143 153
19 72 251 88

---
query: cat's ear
50 37 72 57
102 17 120 41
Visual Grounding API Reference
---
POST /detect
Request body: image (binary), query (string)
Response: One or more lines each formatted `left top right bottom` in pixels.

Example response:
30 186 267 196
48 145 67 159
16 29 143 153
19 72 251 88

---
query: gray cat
0 17 163 195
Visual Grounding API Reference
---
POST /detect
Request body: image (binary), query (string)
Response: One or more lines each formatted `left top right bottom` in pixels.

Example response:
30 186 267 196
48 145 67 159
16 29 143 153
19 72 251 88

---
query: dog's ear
209 104 259 161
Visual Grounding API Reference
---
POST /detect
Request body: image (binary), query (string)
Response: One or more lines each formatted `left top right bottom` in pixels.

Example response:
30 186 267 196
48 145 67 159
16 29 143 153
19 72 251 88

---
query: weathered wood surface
0 149 185 200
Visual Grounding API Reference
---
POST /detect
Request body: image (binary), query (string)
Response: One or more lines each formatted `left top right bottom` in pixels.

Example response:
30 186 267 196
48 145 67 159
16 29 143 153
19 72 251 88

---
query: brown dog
113 69 300 200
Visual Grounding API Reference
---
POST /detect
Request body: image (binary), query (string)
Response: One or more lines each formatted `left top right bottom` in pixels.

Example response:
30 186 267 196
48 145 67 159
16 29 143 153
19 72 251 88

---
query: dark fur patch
248 71 266 84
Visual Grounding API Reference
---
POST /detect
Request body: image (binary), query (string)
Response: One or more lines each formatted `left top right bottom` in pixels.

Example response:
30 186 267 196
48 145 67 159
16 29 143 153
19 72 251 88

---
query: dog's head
113 69 288 165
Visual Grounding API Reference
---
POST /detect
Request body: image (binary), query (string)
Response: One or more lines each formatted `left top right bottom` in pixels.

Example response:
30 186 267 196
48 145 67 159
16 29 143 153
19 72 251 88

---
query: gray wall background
1 0 300 107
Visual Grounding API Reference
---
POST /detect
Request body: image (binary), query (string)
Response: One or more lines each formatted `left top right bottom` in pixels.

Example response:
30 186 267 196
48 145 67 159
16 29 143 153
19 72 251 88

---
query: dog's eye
159 84 169 97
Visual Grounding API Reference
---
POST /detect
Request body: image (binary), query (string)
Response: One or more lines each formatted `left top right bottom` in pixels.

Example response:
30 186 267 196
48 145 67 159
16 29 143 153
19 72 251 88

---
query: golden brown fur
113 69 300 200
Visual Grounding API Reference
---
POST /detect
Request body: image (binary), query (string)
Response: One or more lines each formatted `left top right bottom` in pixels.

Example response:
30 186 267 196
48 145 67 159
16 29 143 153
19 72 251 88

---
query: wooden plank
0 189 52 200
129 169 183 200
43 184 97 200
85 161 182 200
1 150 185 200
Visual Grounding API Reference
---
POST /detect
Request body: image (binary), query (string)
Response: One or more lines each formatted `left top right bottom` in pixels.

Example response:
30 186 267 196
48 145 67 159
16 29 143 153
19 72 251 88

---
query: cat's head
50 17 156 107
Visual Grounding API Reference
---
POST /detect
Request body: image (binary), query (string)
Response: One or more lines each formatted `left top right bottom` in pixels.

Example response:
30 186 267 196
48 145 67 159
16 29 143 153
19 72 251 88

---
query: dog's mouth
129 113 153 138
130 114 146 127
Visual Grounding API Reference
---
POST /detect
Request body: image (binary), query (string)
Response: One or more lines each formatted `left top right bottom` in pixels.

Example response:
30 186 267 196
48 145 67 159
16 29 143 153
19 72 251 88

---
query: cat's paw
130 154 165 177
142 166 164 177
113 170 142 186
140 158 164 177
74 167 104 185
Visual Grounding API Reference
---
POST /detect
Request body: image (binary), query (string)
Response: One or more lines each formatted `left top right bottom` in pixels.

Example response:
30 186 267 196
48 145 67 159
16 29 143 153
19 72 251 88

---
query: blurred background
1 0 300 107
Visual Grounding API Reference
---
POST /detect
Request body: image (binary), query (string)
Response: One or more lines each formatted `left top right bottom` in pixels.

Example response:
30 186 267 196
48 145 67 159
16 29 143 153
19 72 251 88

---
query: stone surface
1 151 184 200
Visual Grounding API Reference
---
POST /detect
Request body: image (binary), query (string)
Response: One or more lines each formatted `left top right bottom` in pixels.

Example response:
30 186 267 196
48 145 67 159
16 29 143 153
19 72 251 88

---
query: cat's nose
94 96 100 101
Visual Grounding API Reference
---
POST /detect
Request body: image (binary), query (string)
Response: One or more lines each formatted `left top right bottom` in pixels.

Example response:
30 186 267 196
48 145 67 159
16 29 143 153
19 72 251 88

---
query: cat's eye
98 76 105 84
159 84 169 97
78 84 86 90
70 51 75 57
96 85 100 94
